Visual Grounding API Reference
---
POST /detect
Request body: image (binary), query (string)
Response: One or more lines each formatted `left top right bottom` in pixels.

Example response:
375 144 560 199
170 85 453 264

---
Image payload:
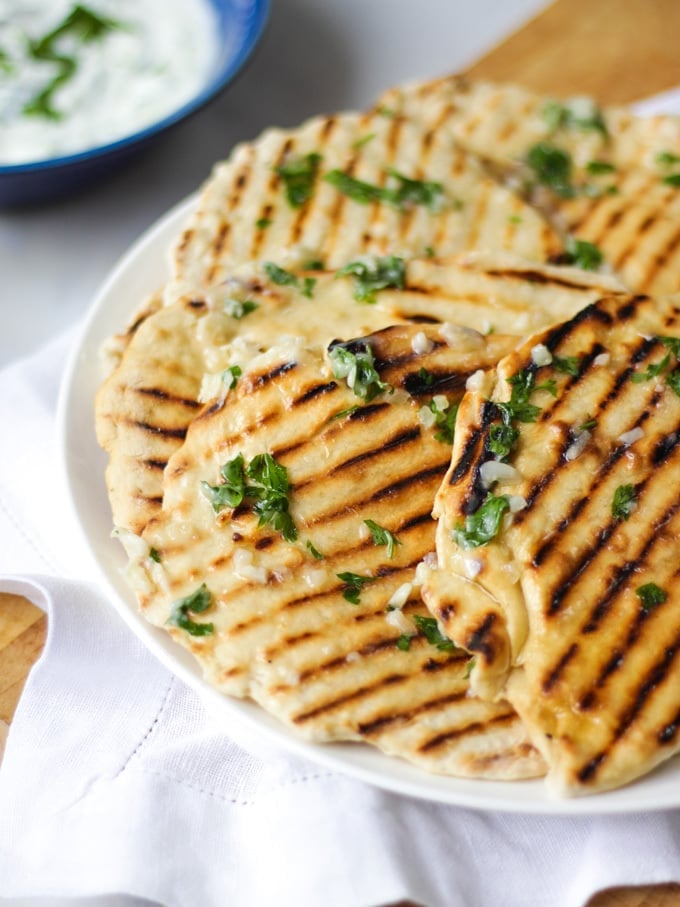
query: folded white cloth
3 86 680 906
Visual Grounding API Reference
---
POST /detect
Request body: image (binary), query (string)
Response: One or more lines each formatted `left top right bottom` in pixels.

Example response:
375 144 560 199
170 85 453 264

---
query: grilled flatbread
165 107 563 306
96 254 625 534
120 324 545 779
423 292 680 794
376 76 680 294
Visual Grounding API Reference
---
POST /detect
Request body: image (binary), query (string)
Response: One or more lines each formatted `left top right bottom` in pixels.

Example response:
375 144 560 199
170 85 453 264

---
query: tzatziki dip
0 0 220 165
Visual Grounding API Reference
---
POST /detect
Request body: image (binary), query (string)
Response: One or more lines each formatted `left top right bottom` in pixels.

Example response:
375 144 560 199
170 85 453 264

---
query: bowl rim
0 0 270 176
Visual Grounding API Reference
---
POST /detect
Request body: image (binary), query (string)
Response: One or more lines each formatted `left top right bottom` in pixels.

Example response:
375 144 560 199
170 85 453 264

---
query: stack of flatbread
95 74 680 796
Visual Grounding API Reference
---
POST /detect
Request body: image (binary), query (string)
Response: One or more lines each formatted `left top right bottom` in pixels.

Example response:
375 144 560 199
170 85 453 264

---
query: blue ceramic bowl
0 0 269 208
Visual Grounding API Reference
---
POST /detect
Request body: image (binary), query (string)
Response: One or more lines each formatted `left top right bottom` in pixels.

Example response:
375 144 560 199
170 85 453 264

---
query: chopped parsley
663 174 680 188
578 416 598 432
418 367 435 386
224 298 258 319
353 133 376 150
452 493 511 549
631 353 671 383
329 343 391 401
222 365 242 389
464 657 476 679
396 634 412 651
541 99 608 138
426 397 459 445
612 484 636 521
275 152 322 208
201 452 297 542
424 245 436 258
167 584 214 637
412 614 455 652
306 540 325 560
636 582 667 613
364 519 401 558
336 255 406 303
488 422 519 460
497 369 543 424
659 336 680 357
586 160 616 175
255 217 271 230
526 143 575 198
552 354 581 376
656 151 680 167
149 547 162 563
324 169 444 212
337 571 374 604
562 237 603 271
666 369 680 397
263 261 316 298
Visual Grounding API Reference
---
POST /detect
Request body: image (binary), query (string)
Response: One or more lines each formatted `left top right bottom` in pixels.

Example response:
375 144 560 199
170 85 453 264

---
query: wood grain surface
1 0 680 903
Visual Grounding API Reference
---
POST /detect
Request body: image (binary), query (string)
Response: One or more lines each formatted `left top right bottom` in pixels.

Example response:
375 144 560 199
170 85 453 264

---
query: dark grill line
358 690 469 737
133 386 201 409
130 419 187 440
329 426 421 474
417 710 517 753
293 672 407 724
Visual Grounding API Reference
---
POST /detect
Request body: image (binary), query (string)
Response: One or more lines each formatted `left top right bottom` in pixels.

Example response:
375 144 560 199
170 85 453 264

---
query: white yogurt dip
0 0 220 165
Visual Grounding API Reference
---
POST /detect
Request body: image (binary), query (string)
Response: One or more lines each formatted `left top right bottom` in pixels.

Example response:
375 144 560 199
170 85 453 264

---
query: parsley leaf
412 614 455 651
452 493 511 549
224 298 259 319
656 151 680 167
337 571 373 604
666 369 680 397
306 540 324 560
526 143 575 198
329 343 392 401
586 160 616 175
542 99 608 137
631 353 671 383
323 170 385 204
659 336 680 357
553 355 581 376
488 422 519 460
245 453 298 542
275 152 322 208
263 262 316 298
167 583 214 637
364 519 401 558
497 369 542 424
149 547 162 563
636 583 667 613
255 217 271 230
336 255 406 303
663 174 680 188
427 398 459 444
562 238 604 271
396 634 412 651
612 484 636 521
324 169 445 212
201 453 246 512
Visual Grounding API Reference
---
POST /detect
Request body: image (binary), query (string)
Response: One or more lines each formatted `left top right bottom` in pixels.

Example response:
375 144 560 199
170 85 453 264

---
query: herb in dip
0 0 219 164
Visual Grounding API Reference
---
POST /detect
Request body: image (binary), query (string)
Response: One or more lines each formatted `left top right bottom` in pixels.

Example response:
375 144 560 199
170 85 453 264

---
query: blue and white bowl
0 0 269 207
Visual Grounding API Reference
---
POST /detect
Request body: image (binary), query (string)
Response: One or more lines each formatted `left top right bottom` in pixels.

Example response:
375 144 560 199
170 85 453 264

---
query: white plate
58 196 680 815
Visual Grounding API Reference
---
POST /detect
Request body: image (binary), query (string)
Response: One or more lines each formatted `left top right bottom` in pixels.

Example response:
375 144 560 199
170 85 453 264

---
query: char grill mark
290 116 337 246
403 368 466 397
130 420 188 440
358 690 468 736
640 223 680 291
417 710 518 753
133 386 201 409
448 401 497 487
328 426 422 475
292 672 407 724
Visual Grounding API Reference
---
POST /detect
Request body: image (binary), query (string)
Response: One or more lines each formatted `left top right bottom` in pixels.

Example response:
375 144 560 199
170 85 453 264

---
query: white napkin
3 86 680 906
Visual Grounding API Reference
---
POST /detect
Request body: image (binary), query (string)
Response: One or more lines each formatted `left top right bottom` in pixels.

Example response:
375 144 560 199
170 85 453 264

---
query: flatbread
96 254 624 534
375 76 680 294
120 324 545 779
422 292 680 794
165 105 563 305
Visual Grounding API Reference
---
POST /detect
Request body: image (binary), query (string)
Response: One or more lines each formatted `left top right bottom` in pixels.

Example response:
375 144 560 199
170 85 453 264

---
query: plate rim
56 194 680 816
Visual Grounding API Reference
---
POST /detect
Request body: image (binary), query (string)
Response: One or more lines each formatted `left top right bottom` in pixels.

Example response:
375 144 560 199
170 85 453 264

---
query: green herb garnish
578 417 598 431
224 298 259 319
497 369 542 424
563 237 604 271
306 540 325 560
24 4 124 120
255 217 271 230
149 547 162 563
586 160 616 175
396 634 412 651
612 484 636 521
636 582 667 613
488 422 519 460
526 143 575 198
452 493 511 549
353 133 376 150
337 571 374 604
426 398 459 445
324 169 444 212
167 584 214 637
412 614 455 652
656 151 680 167
329 343 391 401
336 255 405 303
666 369 680 397
275 152 322 208
263 262 316 298
364 519 401 558
553 354 581 376
631 353 670 383
663 174 680 187
542 99 608 137
202 452 297 542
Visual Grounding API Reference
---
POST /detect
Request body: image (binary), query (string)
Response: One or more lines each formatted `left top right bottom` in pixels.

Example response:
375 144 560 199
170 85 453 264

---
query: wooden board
1 0 680 902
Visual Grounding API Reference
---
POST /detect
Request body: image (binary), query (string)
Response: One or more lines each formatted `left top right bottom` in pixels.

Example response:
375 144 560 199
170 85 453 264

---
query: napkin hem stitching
114 675 177 778
0 491 61 575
